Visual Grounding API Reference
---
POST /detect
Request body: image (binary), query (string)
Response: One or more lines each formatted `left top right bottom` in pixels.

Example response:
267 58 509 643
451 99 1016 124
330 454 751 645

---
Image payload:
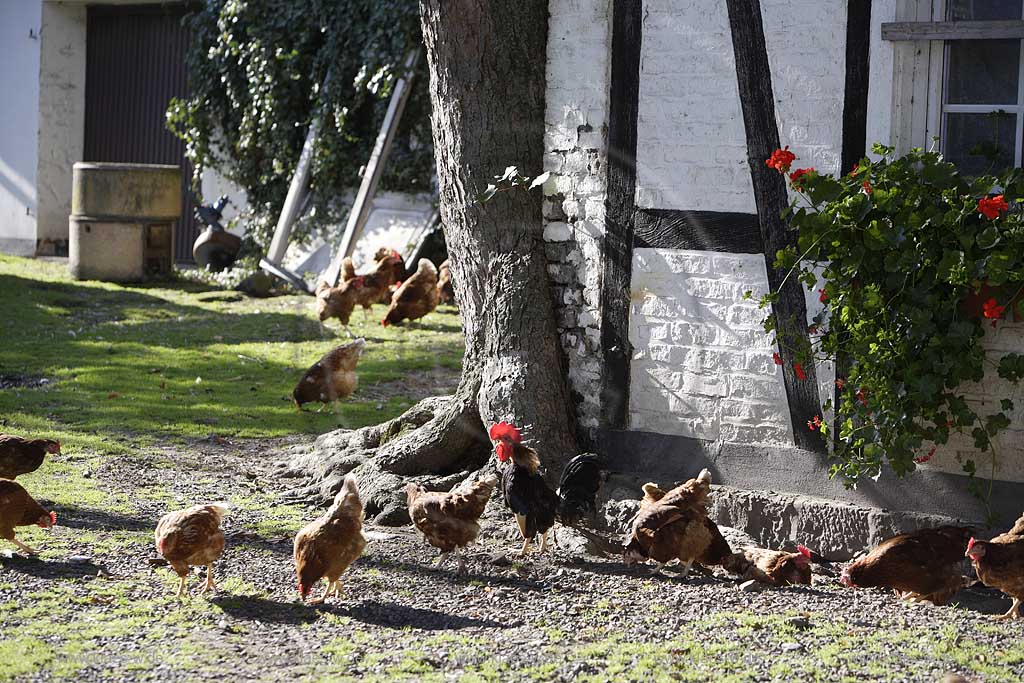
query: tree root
275 394 492 523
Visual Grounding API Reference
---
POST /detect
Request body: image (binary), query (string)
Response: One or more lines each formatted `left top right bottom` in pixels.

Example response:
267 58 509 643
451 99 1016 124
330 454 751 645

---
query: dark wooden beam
838 0 872 444
599 0 643 431
634 209 763 253
725 0 825 452
882 20 1024 41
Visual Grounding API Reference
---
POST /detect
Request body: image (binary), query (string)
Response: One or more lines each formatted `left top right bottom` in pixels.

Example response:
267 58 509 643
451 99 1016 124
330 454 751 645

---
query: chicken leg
434 550 448 567
197 564 216 594
993 597 1021 621
175 574 188 598
310 579 342 605
455 547 467 574
648 562 666 576
10 537 39 556
539 530 551 554
677 559 694 579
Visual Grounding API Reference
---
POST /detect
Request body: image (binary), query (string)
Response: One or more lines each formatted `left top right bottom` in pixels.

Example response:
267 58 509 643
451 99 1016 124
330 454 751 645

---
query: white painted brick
720 422 792 446
726 304 769 329
729 375 787 401
543 221 572 242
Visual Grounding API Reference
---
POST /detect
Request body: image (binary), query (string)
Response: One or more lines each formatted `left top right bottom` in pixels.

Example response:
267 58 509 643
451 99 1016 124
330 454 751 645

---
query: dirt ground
2 434 1022 683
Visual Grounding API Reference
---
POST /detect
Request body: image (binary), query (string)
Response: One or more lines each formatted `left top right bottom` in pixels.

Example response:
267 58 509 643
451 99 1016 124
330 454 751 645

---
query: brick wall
542 0 612 436
635 0 847 213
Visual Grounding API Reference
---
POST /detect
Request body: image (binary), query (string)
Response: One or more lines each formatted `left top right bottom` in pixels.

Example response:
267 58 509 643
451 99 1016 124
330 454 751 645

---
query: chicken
316 251 405 332
292 338 365 410
630 480 768 581
622 470 716 577
315 278 364 335
154 503 229 597
382 258 439 327
489 422 605 556
294 473 366 603
840 525 974 604
340 256 358 283
0 479 56 555
406 474 498 571
0 433 61 480
437 259 455 305
741 545 813 586
966 512 1024 620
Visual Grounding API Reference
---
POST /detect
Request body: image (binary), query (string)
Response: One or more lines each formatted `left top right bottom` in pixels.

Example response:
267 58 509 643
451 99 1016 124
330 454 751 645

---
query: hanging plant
757 144 1024 506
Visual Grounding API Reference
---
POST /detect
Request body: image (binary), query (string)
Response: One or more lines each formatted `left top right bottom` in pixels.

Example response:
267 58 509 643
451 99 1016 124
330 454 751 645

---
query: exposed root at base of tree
274 394 493 525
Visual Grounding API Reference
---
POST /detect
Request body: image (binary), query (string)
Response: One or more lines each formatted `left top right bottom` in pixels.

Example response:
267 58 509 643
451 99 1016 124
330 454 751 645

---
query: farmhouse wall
542 0 612 437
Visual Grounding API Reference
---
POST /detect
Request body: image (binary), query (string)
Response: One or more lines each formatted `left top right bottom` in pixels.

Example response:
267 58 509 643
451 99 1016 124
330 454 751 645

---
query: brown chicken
315 251 405 331
635 480 769 582
966 513 1024 620
840 525 974 604
292 338 365 410
154 503 229 597
741 545 813 586
437 259 455 305
294 473 366 603
622 470 717 576
382 258 439 327
0 433 60 480
0 479 56 555
406 474 498 571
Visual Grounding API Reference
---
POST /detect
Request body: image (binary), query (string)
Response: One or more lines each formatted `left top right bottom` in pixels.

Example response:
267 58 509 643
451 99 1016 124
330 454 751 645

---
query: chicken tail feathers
556 453 606 527
207 502 231 520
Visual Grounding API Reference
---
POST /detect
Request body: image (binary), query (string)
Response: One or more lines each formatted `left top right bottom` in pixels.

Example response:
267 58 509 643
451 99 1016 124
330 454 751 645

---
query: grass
0 254 464 453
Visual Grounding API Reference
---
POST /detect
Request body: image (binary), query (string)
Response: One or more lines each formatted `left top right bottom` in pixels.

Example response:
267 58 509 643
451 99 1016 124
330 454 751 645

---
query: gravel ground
1 437 1022 683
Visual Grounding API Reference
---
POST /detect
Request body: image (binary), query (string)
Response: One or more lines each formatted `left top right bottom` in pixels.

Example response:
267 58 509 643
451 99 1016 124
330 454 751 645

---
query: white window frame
881 0 1024 167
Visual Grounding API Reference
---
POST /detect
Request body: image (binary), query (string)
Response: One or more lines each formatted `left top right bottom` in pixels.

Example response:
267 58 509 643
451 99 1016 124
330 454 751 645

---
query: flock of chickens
1 426 1022 619
292 248 455 410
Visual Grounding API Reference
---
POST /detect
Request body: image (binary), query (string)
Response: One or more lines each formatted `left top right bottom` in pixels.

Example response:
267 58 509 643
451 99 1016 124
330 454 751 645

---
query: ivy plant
759 144 1024 502
167 0 433 252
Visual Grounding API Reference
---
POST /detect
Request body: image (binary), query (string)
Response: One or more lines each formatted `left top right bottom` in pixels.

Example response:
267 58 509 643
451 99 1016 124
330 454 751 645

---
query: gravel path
1 437 1021 683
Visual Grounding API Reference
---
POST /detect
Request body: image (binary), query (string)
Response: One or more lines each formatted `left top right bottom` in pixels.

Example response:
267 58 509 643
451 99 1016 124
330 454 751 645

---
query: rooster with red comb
489 421 604 556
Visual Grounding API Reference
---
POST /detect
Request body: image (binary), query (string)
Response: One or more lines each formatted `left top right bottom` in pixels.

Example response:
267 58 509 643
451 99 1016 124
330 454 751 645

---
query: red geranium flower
789 167 814 189
978 194 1009 220
818 289 828 303
772 352 783 365
766 146 797 173
856 388 868 406
862 180 872 195
807 415 822 431
983 297 1005 328
850 163 859 175
914 447 937 464
835 378 845 389
794 362 807 380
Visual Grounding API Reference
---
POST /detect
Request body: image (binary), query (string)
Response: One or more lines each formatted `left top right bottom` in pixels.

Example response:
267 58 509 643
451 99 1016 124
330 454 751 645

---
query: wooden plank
725 0 825 453
321 49 421 287
600 0 643 432
633 209 762 253
882 20 1024 41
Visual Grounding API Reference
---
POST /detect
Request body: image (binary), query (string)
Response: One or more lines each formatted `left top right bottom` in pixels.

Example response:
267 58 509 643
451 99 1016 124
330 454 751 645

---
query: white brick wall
629 248 796 445
634 0 847 212
543 0 612 435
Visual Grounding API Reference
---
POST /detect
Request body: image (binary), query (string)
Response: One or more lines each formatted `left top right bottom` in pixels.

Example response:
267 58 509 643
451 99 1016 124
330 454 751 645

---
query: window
942 0 1024 174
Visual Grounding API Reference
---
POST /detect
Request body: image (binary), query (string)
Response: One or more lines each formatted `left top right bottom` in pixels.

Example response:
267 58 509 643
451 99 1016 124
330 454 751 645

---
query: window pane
943 112 1016 175
947 0 1022 20
946 40 1020 104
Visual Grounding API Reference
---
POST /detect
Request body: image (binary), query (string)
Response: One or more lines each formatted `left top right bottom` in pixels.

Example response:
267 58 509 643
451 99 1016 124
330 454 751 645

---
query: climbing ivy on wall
167 0 434 251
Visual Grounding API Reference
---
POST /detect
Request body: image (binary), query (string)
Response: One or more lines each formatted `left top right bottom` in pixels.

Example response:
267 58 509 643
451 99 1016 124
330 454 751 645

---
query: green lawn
0 254 464 454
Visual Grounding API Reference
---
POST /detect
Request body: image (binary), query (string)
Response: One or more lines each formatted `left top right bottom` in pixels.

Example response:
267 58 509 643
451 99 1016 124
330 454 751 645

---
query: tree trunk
278 0 579 522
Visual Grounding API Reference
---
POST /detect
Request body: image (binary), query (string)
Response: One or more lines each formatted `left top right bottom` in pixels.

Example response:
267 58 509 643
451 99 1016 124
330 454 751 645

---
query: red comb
797 544 811 559
394 280 403 289
488 422 522 443
391 249 400 259
967 537 977 551
49 511 57 525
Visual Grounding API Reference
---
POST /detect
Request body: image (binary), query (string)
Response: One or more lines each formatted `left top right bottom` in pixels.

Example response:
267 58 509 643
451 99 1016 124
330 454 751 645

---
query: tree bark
278 0 579 521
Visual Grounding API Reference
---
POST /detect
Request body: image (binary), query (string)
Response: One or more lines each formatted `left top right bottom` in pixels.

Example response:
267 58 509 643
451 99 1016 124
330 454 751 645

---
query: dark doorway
83 4 199 264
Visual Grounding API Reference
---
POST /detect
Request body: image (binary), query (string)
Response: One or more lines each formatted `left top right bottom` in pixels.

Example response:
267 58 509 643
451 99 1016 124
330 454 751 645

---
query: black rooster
489 422 605 556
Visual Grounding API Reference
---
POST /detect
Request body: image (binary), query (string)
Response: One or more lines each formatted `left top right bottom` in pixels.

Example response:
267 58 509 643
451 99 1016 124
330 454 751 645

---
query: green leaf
976 225 1002 249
